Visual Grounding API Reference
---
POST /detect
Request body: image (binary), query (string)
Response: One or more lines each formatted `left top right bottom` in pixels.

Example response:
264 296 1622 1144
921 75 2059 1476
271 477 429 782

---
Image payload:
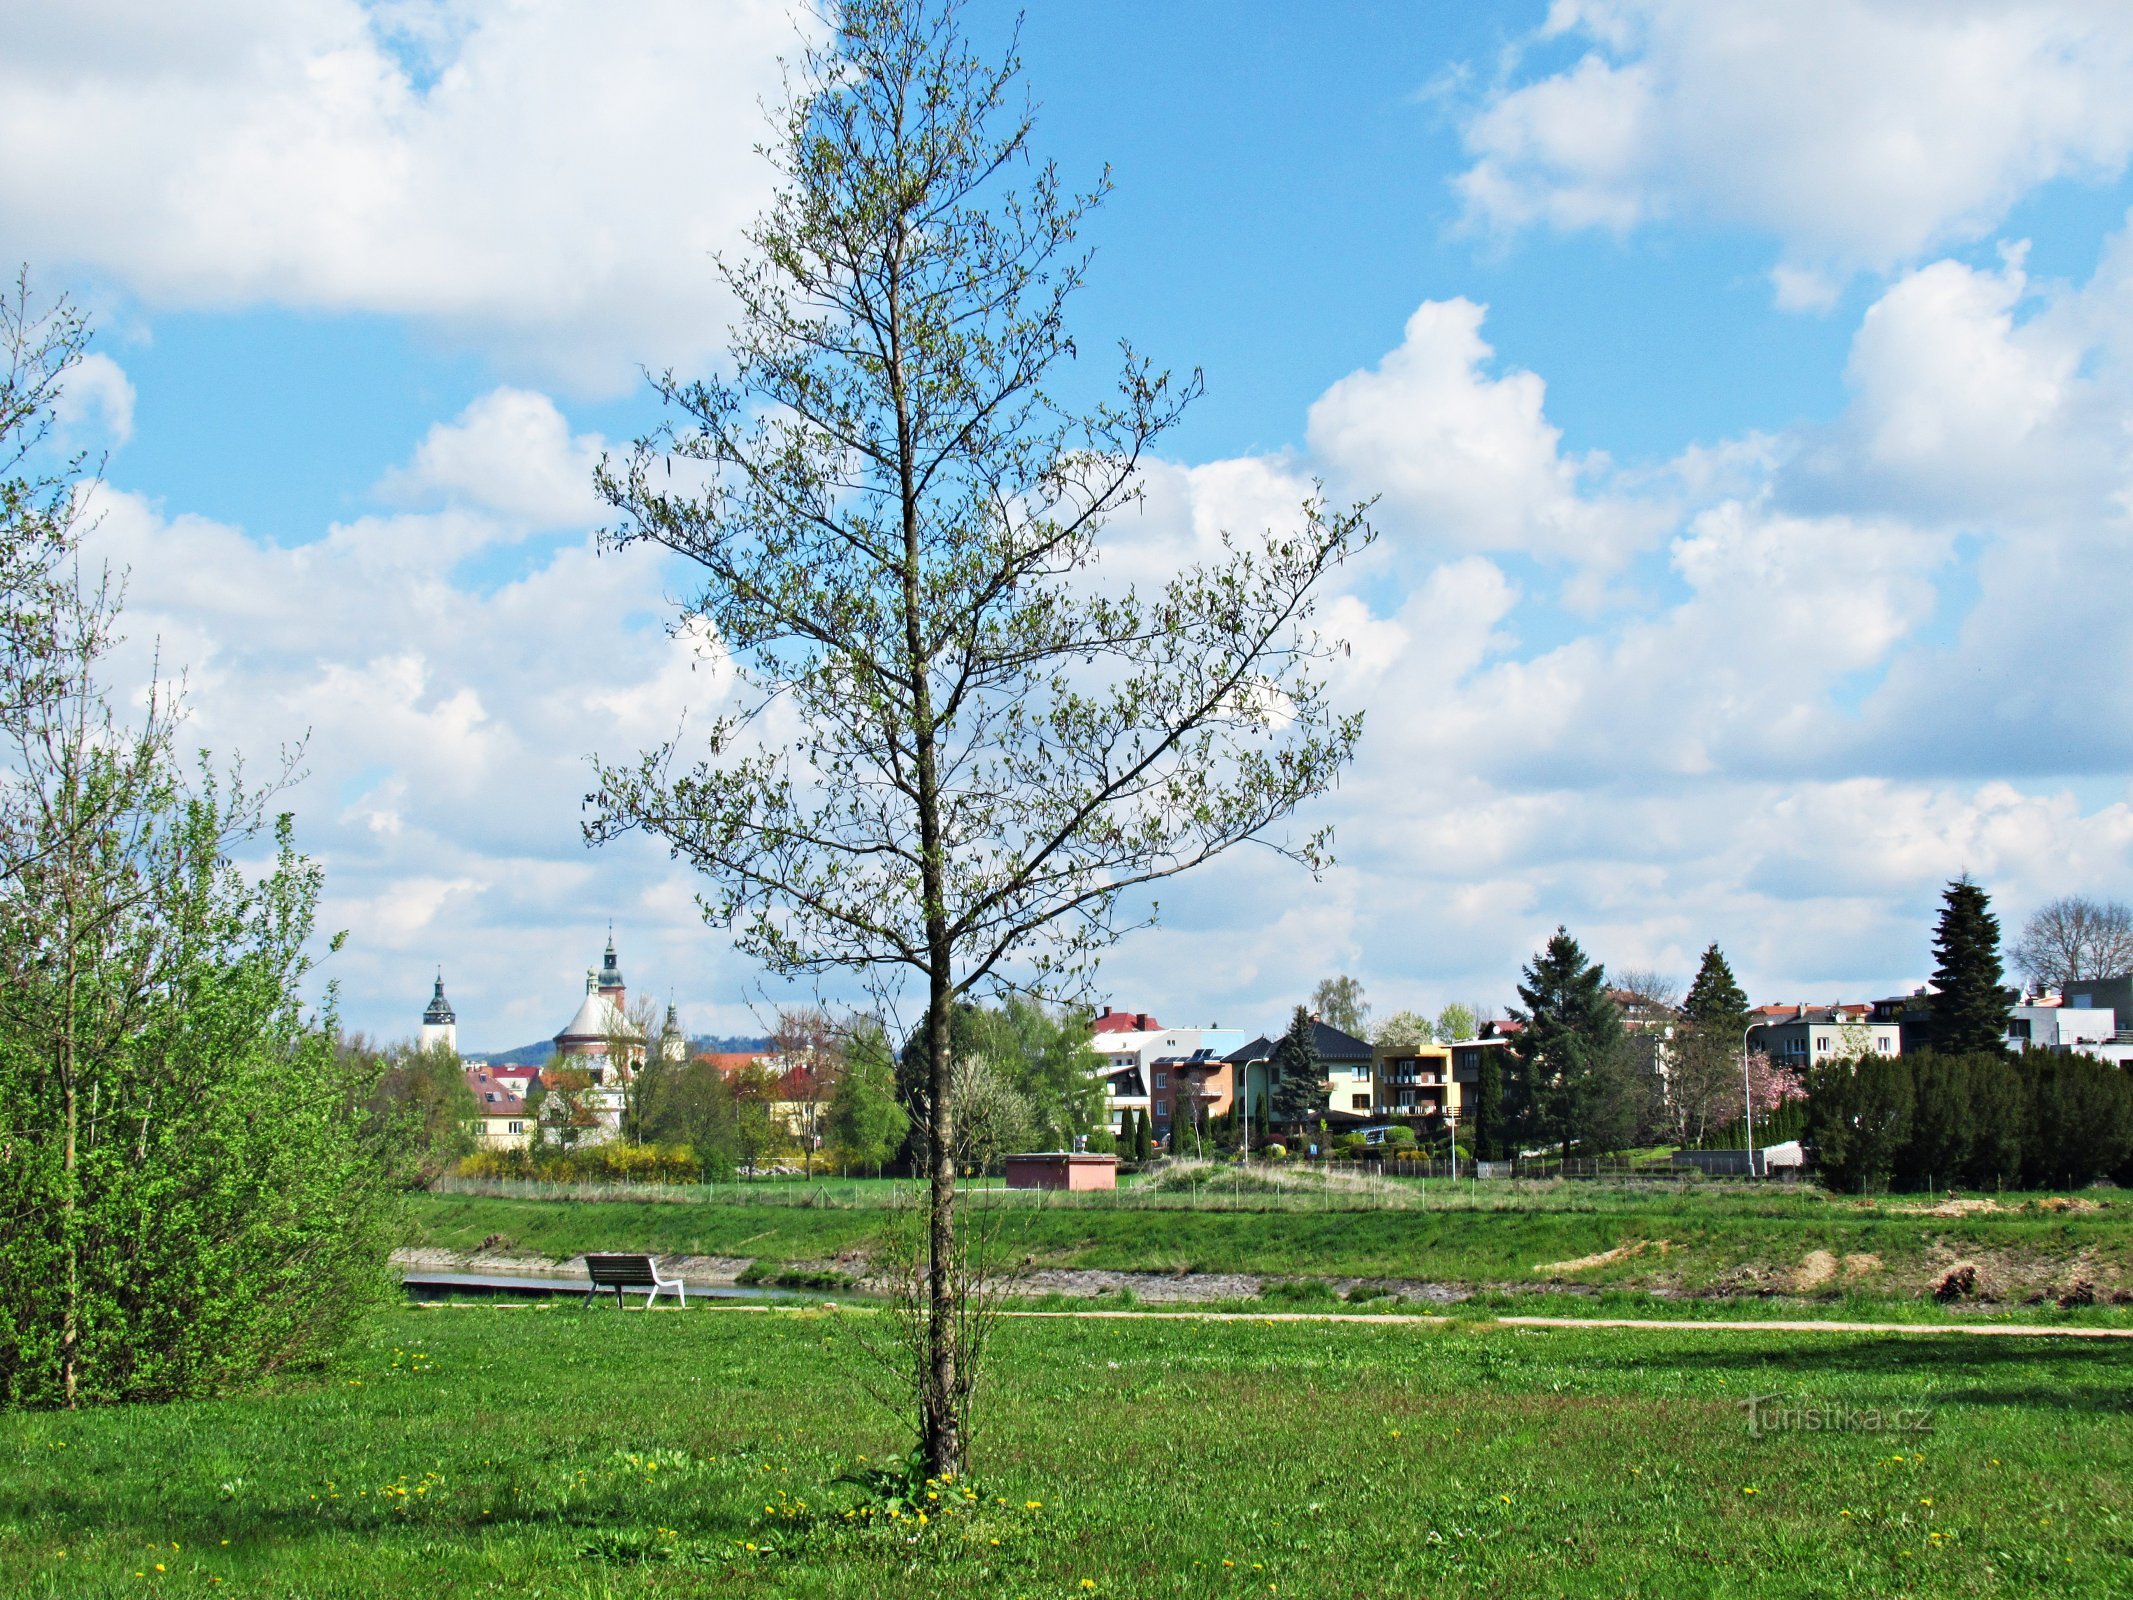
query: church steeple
597 925 625 1011
420 970 458 1054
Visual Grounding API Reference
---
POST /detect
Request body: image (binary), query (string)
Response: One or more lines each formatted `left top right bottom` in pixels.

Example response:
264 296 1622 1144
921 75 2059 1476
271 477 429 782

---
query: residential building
1747 1004 1899 1068
1089 1008 1246 1141
463 1063 532 1150
1222 1017 1375 1133
1373 1038 1457 1121
2006 1003 2118 1053
2062 975 2133 1020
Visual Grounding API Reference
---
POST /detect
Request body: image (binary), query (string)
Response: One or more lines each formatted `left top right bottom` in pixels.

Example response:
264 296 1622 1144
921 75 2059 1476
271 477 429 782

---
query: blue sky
8 0 2133 1047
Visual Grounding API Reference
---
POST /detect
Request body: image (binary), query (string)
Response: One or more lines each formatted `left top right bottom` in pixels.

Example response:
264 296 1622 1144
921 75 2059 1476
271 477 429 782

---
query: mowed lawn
4 1305 2128 1598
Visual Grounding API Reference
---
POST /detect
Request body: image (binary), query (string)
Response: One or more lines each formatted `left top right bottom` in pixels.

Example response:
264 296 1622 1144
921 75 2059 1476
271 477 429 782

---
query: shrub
1263 1142 1287 1161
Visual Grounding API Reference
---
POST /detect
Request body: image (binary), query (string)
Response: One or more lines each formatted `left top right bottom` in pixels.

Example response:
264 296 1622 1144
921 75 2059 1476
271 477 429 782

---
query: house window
1875 1037 1892 1052
1816 1036 1830 1051
485 1091 498 1102
1155 1071 1167 1088
1352 1065 1370 1081
1154 1106 1169 1123
507 1120 524 1134
1351 1093 1369 1110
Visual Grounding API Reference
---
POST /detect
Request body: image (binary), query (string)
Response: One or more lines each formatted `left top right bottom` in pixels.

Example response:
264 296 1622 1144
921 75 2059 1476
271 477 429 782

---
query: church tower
661 1000 686 1063
597 927 626 1014
420 971 458 1055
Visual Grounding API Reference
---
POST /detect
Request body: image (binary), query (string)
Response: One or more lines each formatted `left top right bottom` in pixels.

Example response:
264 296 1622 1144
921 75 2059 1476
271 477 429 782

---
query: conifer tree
1470 1048 1505 1161
1929 877 2011 1055
1268 1005 1325 1129
1682 943 1750 1037
1508 928 1638 1158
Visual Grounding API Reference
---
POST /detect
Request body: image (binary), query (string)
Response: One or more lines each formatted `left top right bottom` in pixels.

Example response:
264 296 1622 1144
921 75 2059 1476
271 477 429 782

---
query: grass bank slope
407 1182 2133 1303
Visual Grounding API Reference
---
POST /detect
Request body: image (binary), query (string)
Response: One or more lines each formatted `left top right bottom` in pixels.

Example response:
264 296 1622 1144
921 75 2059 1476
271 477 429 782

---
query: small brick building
1003 1153 1118 1191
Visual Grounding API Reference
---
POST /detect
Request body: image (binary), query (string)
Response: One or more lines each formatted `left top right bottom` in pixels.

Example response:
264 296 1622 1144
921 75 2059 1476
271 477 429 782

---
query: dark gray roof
423 973 455 1026
1222 1021 1373 1065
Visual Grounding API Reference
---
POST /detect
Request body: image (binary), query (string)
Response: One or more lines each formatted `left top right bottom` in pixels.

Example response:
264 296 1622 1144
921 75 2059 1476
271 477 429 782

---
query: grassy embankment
406 1179 2133 1308
6 1303 2128 1597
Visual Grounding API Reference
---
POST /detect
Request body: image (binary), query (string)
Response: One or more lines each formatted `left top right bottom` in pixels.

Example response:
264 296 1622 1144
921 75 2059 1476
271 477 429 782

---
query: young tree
1433 1003 1478 1044
826 1018 909 1172
368 1038 481 1185
527 1063 604 1152
947 1052 1033 1175
588 0 1369 1474
1507 929 1637 1158
639 1056 744 1180
1929 877 2012 1055
1268 1005 1325 1130
2009 895 2133 992
773 1005 843 1175
1310 975 1369 1037
726 1059 787 1176
1611 969 1682 1013
0 279 396 1407
1370 1010 1429 1049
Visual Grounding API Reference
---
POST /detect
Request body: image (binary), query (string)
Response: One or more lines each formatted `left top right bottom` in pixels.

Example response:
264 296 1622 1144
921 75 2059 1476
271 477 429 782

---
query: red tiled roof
697 1051 773 1074
464 1065 529 1116
1093 1007 1158 1033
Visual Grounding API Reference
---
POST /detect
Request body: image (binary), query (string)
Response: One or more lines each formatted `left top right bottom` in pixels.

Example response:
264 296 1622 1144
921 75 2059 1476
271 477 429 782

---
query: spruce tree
1471 1049 1505 1161
1268 1005 1325 1129
1929 877 2012 1055
1682 943 1750 1037
1508 928 1637 1159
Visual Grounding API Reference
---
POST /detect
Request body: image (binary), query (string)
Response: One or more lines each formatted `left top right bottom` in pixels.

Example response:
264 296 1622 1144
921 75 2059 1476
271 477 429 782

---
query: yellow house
1372 1040 1460 1123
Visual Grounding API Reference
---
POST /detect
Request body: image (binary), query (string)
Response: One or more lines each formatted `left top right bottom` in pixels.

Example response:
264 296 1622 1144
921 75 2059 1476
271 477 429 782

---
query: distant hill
472 1035 772 1066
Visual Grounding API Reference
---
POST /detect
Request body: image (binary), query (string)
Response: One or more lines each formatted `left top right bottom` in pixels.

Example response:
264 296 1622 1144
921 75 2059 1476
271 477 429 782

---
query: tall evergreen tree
1470 1048 1505 1161
1508 928 1638 1158
1682 943 1750 1037
1268 1005 1325 1129
1929 877 2012 1055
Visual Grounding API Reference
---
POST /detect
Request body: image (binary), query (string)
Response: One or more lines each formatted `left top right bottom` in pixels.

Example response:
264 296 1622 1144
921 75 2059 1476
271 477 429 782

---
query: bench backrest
585 1253 659 1286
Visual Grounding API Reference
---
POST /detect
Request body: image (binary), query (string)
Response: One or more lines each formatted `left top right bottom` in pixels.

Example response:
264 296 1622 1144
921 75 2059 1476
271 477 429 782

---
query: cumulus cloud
1305 298 1668 574
78 399 756 1048
50 350 136 446
375 386 606 526
0 0 800 388
1456 0 2133 289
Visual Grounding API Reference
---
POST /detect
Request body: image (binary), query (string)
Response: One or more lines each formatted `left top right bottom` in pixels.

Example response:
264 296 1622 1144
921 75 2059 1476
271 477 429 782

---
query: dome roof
423 973 456 1026
554 968 639 1045
598 930 625 991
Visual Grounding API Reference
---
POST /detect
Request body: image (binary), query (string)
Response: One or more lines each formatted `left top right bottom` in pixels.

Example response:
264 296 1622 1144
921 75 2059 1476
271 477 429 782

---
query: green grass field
6 1304 2127 1597
408 1180 2133 1307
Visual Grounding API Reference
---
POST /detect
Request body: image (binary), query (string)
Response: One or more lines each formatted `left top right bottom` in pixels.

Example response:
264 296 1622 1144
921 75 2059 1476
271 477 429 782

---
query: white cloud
375 386 606 526
51 350 135 445
1304 298 1667 571
1457 1 2133 288
74 387 766 1048
0 0 801 388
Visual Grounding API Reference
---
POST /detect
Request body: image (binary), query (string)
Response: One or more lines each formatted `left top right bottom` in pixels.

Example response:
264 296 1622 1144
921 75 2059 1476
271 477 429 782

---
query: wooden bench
583 1253 686 1309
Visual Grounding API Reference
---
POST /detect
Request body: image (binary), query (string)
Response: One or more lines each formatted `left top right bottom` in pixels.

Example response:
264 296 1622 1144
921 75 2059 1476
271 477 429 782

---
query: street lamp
1740 1022 1759 1178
